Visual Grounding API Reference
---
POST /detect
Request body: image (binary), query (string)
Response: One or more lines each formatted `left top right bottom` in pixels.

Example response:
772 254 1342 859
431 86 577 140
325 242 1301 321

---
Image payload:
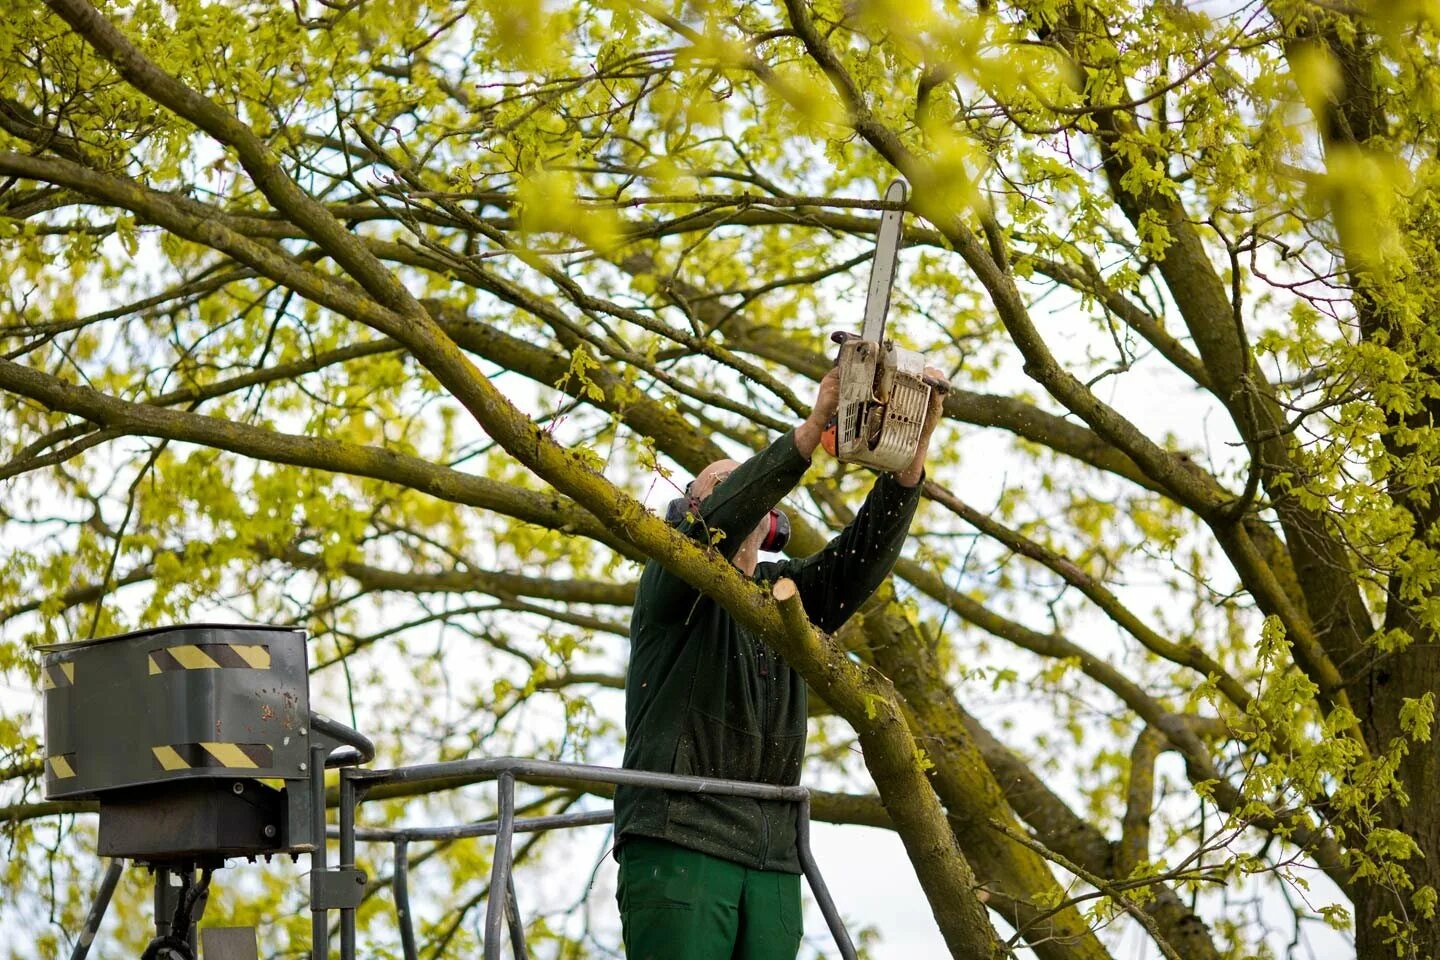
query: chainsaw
821 179 948 472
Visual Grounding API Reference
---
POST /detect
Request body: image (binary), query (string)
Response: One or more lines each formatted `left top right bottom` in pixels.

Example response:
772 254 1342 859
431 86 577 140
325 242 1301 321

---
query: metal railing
64 715 858 960
325 757 860 960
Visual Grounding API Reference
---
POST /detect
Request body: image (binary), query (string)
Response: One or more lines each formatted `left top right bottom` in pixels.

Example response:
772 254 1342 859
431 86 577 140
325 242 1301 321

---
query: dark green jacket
615 430 922 872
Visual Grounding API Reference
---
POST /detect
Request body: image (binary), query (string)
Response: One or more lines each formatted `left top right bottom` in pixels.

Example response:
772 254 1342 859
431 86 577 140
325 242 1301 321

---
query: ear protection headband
665 483 791 553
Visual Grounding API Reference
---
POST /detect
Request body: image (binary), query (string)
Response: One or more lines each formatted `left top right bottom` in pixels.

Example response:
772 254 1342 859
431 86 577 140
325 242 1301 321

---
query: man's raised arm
771 367 947 633
637 371 841 619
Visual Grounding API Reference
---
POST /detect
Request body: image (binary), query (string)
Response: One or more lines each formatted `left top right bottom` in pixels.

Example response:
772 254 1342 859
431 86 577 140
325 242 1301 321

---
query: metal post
188 872 209 954
153 865 175 939
310 744 329 960
483 771 516 960
393 840 418 960
504 871 528 960
796 796 857 960
69 858 123 960
338 772 357 960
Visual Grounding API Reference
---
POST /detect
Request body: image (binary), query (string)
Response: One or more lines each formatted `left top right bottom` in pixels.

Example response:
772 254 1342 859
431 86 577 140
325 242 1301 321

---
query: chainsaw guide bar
860 179 908 345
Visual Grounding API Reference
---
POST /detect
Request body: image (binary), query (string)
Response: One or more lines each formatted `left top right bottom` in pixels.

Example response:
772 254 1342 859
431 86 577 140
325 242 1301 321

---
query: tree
2 0 1437 956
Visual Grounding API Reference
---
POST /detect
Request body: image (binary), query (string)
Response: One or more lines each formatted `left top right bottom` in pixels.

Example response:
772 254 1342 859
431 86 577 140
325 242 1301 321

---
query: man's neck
734 546 759 577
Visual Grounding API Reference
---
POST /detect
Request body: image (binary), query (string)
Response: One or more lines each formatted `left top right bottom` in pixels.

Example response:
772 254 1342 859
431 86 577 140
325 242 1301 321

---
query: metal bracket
312 867 367 909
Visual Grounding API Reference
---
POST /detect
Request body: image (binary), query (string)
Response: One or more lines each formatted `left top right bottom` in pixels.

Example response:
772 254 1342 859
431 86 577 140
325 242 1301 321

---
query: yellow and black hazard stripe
151 742 273 771
147 643 270 674
40 661 75 690
46 753 77 780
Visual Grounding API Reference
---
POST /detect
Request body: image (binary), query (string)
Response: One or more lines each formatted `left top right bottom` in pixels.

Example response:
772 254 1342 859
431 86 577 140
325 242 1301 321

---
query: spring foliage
3 0 1440 957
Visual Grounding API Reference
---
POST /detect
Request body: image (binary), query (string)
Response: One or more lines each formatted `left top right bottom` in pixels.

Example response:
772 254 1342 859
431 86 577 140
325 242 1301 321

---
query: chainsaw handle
831 330 950 395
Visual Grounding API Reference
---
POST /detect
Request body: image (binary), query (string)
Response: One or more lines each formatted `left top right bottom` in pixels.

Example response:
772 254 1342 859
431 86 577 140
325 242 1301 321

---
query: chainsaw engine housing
835 337 932 472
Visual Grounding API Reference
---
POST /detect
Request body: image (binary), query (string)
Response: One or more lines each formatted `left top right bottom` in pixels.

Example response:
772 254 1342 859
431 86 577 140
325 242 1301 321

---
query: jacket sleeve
772 473 922 634
638 430 811 622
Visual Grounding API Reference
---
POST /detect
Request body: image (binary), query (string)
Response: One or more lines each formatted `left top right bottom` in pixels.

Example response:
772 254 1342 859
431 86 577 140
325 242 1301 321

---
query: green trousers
616 837 803 960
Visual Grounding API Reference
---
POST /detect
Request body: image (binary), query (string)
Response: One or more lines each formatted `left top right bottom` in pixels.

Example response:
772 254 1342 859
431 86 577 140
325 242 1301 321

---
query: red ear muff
761 509 791 553
667 494 789 553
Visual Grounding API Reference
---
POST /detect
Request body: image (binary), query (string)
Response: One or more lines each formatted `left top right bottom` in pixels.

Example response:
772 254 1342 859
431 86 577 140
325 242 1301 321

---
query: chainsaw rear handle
827 331 950 394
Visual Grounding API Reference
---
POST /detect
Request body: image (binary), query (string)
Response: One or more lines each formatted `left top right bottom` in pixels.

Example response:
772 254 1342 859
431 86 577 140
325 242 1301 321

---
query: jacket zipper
757 636 771 868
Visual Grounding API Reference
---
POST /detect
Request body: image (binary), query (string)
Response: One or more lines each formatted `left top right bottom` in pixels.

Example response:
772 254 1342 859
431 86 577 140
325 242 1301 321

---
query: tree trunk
1354 640 1440 959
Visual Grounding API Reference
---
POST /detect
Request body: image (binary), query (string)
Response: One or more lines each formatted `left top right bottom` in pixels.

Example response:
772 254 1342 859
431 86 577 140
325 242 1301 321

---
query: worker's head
664 458 791 555
688 458 741 502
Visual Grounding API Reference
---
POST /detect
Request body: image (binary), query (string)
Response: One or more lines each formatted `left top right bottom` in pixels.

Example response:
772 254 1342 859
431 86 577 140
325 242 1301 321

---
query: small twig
988 818 1184 960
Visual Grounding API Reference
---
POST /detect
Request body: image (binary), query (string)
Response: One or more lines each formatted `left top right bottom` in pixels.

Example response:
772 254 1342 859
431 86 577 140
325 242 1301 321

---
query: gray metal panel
42 625 310 799
97 779 284 860
201 927 260 960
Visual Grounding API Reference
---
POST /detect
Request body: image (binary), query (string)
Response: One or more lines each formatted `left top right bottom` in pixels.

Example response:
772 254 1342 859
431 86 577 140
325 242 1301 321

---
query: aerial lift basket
39 621 862 960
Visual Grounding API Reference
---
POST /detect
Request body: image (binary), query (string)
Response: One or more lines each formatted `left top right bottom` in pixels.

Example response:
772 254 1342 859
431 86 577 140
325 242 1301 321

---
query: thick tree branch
858 585 1118 960
0 358 634 557
1029 256 1214 393
924 480 1250 710
42 0 430 323
773 576 1003 958
271 545 637 607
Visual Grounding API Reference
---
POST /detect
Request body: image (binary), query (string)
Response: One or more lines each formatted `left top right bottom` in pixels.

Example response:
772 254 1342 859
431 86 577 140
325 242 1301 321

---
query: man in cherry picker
615 365 946 959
